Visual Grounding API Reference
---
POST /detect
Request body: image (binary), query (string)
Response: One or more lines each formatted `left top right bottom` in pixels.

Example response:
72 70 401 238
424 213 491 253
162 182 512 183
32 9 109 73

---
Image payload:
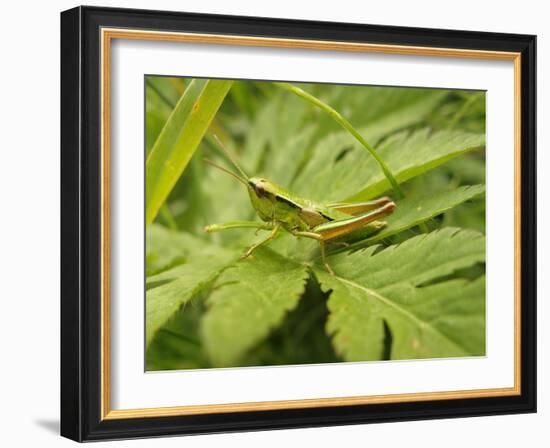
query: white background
0 0 547 446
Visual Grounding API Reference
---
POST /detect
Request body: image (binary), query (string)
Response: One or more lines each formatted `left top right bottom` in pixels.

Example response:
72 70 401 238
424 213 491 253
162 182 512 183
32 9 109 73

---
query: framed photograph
60 6 536 441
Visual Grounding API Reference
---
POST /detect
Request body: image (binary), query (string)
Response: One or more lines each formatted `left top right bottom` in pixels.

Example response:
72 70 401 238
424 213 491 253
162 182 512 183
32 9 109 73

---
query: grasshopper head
248 177 276 199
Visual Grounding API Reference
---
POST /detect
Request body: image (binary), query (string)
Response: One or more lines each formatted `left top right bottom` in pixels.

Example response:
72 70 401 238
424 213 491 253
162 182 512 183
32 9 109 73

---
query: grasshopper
204 138 396 275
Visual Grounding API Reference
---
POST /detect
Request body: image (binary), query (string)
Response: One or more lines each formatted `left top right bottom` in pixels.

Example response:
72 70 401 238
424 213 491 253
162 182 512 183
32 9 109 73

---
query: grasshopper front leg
242 223 281 259
204 220 279 259
205 221 275 233
204 220 281 259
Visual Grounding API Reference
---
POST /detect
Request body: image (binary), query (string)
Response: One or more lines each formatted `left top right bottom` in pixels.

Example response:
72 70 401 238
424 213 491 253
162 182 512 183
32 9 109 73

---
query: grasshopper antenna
203 158 248 187
212 134 249 180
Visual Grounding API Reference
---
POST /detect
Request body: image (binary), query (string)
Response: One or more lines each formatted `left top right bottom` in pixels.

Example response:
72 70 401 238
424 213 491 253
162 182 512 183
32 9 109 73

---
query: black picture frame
61 5 536 442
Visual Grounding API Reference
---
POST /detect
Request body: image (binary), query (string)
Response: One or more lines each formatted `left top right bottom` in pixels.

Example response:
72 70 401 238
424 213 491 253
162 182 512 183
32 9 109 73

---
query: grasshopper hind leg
319 241 335 275
291 230 336 275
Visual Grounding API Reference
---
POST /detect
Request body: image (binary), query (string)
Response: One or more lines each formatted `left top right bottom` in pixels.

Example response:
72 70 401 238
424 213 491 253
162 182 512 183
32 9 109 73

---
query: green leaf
293 128 484 203
146 245 238 349
346 129 485 201
146 223 205 276
317 228 485 361
146 303 209 371
240 98 278 173
202 248 309 367
240 90 311 176
146 79 233 224
323 184 485 255
356 89 448 143
265 125 317 186
318 86 448 139
361 184 485 245
275 82 404 198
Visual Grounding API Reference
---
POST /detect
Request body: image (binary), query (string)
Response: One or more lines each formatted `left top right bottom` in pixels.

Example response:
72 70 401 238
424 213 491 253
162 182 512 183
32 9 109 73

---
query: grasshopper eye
255 184 266 198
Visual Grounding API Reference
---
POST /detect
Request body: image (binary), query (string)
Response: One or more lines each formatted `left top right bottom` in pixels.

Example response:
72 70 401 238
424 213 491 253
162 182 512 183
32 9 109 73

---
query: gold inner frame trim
100 27 522 420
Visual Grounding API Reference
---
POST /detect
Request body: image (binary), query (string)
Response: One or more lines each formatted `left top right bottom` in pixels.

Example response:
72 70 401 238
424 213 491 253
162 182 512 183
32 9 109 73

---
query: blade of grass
146 77 231 168
146 77 178 110
159 204 178 231
274 82 404 199
146 79 233 225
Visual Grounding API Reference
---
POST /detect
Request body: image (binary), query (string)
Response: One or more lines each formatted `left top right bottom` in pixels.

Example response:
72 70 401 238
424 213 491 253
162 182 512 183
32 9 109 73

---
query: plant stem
274 82 404 199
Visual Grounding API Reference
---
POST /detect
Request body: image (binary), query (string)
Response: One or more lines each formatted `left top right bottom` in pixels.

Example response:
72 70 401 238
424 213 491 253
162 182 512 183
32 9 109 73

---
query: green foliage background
145 77 486 370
